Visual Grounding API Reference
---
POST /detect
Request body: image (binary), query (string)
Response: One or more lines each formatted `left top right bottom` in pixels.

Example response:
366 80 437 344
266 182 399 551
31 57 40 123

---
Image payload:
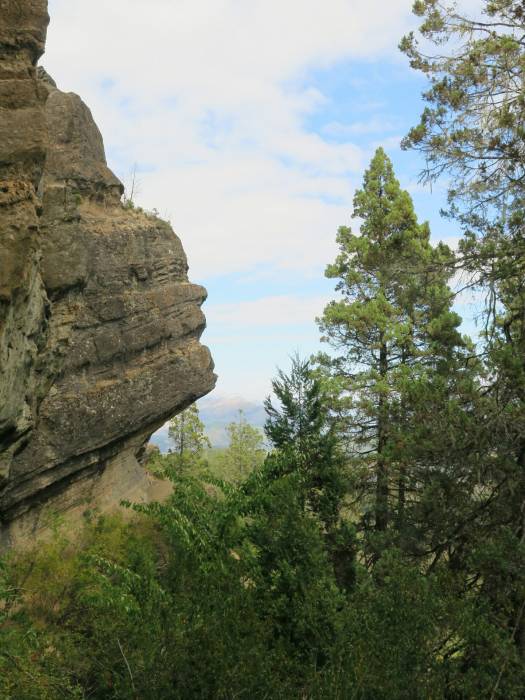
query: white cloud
44 0 416 279
47 1 413 100
207 293 331 327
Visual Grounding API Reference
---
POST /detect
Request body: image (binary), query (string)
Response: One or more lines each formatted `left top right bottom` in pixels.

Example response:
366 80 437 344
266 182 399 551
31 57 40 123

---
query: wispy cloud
207 294 331 327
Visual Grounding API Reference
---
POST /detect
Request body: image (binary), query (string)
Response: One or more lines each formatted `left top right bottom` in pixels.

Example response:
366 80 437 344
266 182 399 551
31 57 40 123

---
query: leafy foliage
2 474 523 698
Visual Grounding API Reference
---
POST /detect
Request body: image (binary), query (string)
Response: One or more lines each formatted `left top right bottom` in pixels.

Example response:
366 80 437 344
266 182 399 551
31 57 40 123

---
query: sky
43 0 482 416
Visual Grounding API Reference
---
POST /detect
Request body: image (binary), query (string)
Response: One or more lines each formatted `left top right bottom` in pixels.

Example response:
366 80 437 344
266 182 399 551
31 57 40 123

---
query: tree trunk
397 465 406 533
512 442 525 659
375 337 389 532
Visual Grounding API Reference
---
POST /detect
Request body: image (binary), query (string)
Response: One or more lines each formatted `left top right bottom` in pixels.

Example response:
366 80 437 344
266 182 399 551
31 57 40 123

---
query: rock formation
0 1 216 546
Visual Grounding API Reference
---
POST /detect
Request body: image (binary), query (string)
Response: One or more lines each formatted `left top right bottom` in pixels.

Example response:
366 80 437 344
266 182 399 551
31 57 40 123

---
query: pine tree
400 1 525 347
401 1 525 229
318 147 465 546
264 355 346 530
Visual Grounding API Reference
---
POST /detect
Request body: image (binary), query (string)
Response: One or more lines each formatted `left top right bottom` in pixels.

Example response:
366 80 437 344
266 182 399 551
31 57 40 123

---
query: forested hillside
1 1 525 698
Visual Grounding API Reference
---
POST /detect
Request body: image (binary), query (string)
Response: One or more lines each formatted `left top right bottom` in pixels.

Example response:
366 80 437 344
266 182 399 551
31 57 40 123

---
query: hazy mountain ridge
151 394 266 450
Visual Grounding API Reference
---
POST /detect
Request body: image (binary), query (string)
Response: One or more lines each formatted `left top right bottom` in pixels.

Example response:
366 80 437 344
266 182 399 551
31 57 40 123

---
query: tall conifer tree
318 147 465 545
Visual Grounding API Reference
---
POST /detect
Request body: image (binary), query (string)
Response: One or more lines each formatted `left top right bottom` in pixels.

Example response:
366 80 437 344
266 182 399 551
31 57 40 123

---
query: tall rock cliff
0 1 216 546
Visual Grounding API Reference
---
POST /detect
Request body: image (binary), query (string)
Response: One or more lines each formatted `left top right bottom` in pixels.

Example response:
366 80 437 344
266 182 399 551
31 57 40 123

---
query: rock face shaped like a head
0 1 216 545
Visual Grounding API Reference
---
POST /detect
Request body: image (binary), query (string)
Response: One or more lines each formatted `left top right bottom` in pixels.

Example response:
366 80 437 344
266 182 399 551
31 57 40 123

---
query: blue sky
44 0 479 409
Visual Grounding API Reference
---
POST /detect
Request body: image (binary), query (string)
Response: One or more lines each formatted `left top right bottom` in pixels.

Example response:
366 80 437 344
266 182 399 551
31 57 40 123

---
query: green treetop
168 403 210 472
223 410 265 480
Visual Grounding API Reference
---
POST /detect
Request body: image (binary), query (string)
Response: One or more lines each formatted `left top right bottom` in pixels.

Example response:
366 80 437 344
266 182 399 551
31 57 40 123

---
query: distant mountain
150 394 266 451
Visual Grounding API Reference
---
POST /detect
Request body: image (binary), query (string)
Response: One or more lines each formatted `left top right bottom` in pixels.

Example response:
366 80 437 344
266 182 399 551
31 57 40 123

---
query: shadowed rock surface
0 1 216 546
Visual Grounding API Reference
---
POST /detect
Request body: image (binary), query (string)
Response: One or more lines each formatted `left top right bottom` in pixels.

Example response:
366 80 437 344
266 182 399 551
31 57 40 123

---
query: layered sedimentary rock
0 1 216 546
0 0 50 488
